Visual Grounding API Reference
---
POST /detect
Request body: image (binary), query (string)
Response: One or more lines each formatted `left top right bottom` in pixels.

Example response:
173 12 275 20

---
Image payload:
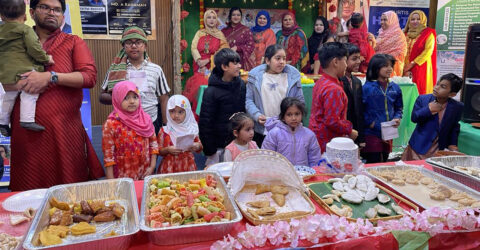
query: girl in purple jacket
262 97 321 167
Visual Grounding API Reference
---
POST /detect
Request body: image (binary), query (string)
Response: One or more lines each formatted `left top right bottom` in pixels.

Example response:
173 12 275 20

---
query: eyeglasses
124 40 145 47
36 4 63 16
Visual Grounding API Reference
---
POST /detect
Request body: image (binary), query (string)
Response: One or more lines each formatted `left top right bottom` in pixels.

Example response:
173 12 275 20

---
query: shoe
20 122 45 131
0 124 10 137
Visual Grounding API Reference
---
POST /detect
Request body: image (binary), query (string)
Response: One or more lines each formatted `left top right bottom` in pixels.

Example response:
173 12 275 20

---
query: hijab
105 26 149 91
200 9 226 41
308 16 329 64
251 10 271 33
164 95 199 144
404 10 427 39
376 11 407 58
280 12 300 37
108 81 154 137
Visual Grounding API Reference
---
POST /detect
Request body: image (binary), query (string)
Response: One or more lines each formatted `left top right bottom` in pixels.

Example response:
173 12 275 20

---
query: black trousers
361 152 389 164
253 132 265 148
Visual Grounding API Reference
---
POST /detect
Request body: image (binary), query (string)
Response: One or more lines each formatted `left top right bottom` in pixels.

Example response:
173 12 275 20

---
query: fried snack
24 207 36 219
9 214 29 225
420 177 434 185
70 222 96 236
265 211 310 220
458 198 476 206
247 208 260 219
255 184 271 195
436 185 452 198
323 198 334 205
80 200 93 215
429 191 446 201
0 232 20 249
46 225 69 238
272 193 286 207
49 209 63 225
391 179 405 185
246 200 270 208
405 177 419 185
73 214 93 223
60 211 73 226
111 203 125 218
471 201 480 208
88 200 105 214
39 230 62 246
93 211 116 222
449 192 468 201
256 207 276 216
271 185 289 195
49 197 70 211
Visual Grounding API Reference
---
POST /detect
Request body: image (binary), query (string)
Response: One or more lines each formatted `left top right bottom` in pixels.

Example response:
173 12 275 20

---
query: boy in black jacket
340 43 365 148
199 48 246 165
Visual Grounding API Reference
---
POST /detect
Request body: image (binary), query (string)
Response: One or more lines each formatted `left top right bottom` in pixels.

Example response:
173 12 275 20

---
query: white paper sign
174 134 196 151
0 83 5 114
381 121 399 141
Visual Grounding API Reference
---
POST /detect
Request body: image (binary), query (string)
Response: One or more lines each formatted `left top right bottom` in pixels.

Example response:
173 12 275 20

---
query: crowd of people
0 0 464 192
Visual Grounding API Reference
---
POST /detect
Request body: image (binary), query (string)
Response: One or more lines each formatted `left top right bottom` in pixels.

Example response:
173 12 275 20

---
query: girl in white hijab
158 95 203 173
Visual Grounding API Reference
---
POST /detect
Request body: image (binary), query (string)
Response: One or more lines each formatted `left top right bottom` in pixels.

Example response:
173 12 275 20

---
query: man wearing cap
100 26 170 133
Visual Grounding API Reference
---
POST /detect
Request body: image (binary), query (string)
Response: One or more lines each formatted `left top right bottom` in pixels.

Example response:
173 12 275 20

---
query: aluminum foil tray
140 171 242 245
23 178 139 250
426 156 480 190
366 165 480 209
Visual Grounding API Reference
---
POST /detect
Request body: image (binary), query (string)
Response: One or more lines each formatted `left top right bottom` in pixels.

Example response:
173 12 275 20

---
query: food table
195 83 419 152
2 160 480 249
458 122 480 156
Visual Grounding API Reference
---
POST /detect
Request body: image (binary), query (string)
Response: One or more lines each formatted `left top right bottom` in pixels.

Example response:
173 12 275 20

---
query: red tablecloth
2 160 480 249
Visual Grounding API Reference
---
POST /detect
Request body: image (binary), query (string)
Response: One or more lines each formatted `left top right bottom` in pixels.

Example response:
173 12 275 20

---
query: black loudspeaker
461 24 480 123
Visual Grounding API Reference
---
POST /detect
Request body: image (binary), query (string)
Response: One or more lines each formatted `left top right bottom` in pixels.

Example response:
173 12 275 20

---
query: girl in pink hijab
375 11 407 76
102 81 159 180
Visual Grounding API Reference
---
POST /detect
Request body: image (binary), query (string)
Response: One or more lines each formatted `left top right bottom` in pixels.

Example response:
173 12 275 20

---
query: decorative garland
288 0 293 11
211 207 480 249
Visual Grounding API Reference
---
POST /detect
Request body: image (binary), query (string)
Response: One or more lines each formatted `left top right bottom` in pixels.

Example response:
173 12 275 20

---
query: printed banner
368 0 430 35
326 0 369 30
435 0 480 80
79 0 156 39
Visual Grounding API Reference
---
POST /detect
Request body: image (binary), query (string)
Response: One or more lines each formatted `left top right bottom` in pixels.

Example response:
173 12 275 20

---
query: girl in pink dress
102 81 159 180
223 112 258 161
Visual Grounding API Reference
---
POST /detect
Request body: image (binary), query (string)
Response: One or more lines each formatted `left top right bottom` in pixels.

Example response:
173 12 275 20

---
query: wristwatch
50 71 58 85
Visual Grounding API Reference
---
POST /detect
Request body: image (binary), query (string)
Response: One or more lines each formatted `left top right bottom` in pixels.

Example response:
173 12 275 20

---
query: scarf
280 12 300 37
199 9 227 41
376 11 407 58
308 16 329 64
106 26 149 91
405 10 427 39
251 10 271 33
164 95 199 144
108 81 154 137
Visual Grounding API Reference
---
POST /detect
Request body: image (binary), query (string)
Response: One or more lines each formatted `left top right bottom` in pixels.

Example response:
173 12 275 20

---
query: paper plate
295 165 316 179
206 162 234 177
2 188 47 212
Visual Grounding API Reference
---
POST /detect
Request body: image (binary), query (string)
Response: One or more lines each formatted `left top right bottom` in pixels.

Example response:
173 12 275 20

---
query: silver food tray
426 156 480 191
23 178 140 250
366 165 480 209
140 171 242 245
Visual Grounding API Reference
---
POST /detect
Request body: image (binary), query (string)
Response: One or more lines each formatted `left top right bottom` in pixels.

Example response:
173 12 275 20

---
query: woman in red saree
182 9 229 117
403 10 437 95
222 7 255 71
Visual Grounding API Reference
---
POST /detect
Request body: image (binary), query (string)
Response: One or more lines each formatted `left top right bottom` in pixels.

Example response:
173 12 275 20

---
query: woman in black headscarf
308 16 332 73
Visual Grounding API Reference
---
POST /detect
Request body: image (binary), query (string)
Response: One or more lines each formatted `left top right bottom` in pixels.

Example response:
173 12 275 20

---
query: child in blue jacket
402 73 464 160
362 54 403 163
